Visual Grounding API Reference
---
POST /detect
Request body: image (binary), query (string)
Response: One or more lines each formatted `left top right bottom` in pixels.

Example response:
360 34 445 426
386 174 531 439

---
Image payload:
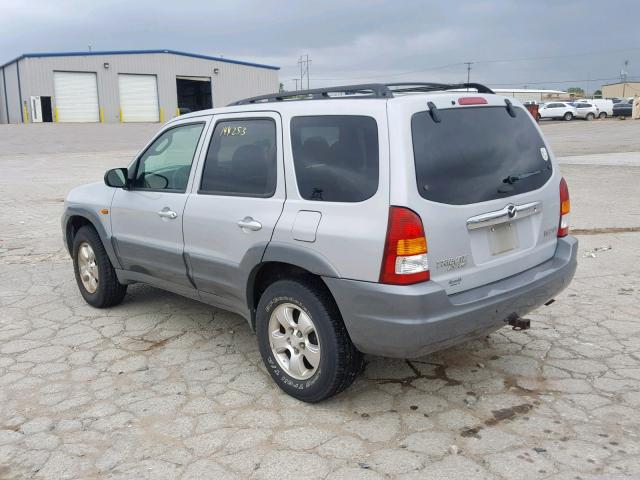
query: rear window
412 106 552 205
290 115 378 202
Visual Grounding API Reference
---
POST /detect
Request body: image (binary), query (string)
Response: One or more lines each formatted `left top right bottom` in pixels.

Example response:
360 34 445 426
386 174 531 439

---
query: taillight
558 177 570 237
380 207 429 285
458 97 488 105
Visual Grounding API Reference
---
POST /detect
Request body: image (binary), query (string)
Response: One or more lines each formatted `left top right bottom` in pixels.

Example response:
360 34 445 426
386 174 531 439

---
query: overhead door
118 74 159 122
53 72 99 123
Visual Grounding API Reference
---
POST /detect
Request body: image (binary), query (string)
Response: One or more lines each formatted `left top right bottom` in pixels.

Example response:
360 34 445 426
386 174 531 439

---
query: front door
111 118 209 292
183 113 285 313
41 97 53 122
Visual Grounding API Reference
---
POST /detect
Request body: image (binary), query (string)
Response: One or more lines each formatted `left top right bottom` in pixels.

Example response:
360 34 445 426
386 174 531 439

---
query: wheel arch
246 245 341 329
63 208 121 269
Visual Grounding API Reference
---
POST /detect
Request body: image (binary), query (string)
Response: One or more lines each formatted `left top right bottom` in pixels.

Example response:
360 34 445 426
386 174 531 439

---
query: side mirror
104 168 129 188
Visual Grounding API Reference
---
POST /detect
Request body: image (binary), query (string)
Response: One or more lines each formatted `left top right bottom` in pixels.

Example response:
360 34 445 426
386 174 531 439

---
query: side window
200 119 277 197
133 123 205 192
290 115 379 202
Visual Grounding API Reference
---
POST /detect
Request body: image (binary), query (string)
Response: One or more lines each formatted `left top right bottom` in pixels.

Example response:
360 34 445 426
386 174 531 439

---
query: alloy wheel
268 302 321 380
77 241 99 293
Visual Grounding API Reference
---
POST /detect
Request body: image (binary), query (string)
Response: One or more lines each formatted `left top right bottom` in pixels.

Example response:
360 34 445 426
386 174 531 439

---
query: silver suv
62 82 578 402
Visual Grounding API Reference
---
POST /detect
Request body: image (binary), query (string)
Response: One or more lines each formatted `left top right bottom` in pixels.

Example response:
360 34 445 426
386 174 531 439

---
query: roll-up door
53 72 99 123
118 74 159 122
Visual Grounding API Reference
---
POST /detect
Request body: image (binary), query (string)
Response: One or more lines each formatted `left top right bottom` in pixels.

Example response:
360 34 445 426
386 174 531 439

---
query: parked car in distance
62 82 578 402
538 102 577 121
571 102 599 120
575 99 613 118
612 98 633 117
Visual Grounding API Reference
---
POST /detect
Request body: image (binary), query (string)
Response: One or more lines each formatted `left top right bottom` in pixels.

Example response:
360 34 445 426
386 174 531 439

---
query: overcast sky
2 0 638 93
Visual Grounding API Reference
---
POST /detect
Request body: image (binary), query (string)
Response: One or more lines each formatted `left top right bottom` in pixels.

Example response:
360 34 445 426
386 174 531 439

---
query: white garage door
53 71 99 123
118 74 159 122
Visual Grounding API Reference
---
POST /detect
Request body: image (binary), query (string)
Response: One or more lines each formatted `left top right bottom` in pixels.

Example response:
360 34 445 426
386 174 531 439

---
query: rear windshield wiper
502 168 547 184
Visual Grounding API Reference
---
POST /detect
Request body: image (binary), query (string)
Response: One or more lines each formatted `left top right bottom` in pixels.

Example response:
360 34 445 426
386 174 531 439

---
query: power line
280 46 640 84
473 46 640 65
491 75 639 87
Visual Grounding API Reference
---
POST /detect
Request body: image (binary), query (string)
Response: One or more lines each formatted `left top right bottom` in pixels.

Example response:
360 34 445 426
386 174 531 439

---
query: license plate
490 222 518 255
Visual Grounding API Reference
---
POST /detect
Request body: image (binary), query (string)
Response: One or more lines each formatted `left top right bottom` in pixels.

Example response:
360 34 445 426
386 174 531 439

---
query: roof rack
229 82 494 105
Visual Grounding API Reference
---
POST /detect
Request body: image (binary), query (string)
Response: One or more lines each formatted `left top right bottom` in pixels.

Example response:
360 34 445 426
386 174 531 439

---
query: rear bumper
324 236 578 358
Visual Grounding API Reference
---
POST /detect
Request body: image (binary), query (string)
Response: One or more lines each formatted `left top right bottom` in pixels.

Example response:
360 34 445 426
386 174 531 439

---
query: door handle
237 217 262 231
158 209 178 220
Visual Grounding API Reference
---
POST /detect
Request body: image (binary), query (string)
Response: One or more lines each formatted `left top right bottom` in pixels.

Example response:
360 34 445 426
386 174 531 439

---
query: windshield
411 106 553 205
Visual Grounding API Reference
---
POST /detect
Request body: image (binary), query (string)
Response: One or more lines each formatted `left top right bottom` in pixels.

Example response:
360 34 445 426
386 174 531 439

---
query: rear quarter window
290 115 379 202
412 106 552 205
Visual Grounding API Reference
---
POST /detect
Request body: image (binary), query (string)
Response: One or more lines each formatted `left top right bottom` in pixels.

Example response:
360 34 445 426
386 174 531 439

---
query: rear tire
563 112 573 121
598 112 607 119
586 112 595 121
256 279 363 402
72 226 127 308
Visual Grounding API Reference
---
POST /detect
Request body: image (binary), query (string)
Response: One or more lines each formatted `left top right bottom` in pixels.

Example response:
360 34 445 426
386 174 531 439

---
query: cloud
1 0 637 92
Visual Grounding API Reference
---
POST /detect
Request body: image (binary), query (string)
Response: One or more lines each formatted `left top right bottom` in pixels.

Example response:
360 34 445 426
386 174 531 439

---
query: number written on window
220 126 247 136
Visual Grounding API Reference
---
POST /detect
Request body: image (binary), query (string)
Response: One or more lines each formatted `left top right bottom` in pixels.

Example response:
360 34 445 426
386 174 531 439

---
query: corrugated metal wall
0 67 7 124
2 62 22 123
1 52 278 124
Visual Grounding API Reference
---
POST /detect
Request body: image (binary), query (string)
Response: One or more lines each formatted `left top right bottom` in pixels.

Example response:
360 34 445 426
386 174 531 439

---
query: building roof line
492 88 567 94
0 49 280 70
601 81 640 87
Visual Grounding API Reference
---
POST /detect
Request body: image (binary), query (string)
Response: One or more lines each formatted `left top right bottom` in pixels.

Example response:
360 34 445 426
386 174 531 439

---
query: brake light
380 207 429 285
558 177 570 237
458 97 488 105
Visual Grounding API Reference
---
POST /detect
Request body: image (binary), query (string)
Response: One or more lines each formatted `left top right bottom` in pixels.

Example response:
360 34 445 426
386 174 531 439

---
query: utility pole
293 78 299 91
621 60 629 97
298 54 312 90
464 62 473 90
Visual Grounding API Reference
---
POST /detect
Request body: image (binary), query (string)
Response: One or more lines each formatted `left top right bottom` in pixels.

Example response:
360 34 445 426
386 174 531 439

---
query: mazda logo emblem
507 204 517 218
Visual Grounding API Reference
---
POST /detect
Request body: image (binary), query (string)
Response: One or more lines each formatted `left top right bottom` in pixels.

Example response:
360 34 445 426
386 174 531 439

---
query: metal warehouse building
0 49 279 124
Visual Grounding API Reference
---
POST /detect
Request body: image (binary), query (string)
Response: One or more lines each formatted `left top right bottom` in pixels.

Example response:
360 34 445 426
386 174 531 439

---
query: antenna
88 44 92 52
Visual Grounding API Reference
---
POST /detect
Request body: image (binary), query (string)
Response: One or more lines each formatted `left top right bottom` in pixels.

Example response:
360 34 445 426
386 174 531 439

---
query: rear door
182 112 285 313
574 102 591 117
388 94 561 294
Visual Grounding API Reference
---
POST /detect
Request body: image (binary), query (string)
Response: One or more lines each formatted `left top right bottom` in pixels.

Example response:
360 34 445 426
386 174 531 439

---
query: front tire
72 226 127 308
598 112 607 119
256 279 363 402
586 112 595 121
563 112 573 121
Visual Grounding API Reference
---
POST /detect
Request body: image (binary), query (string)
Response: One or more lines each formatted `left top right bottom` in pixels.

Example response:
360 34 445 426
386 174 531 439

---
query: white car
571 102 599 120
575 99 613 118
538 102 577 121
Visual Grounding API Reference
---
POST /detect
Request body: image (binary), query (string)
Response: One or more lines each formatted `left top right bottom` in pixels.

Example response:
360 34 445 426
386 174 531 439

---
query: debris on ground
449 445 459 455
583 245 612 258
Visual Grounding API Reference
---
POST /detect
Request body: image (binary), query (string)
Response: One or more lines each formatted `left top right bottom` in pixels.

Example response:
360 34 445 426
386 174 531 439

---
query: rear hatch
388 94 562 294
